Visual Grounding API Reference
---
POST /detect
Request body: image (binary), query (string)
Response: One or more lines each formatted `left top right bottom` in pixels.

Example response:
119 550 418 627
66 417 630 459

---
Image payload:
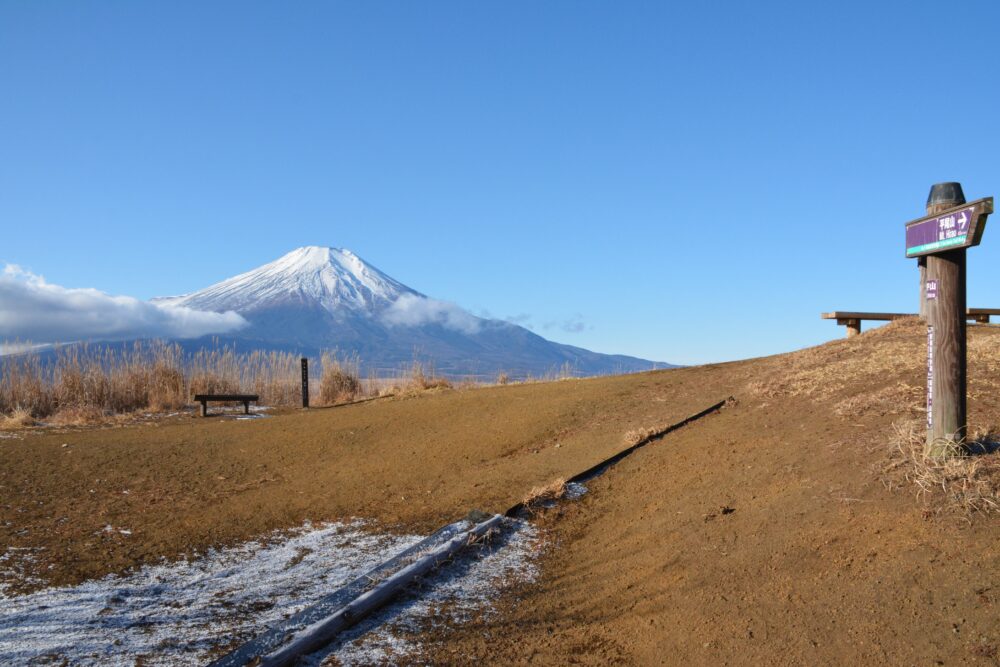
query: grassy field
4 319 1000 663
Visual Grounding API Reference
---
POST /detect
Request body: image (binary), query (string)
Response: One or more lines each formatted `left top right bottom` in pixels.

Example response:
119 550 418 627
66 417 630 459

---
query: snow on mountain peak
159 246 419 315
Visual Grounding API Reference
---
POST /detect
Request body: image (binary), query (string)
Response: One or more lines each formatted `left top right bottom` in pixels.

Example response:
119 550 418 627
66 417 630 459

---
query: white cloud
542 313 590 333
381 294 482 334
0 265 248 343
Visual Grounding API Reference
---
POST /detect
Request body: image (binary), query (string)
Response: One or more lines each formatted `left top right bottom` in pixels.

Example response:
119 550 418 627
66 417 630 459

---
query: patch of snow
0 522 419 665
306 519 542 666
0 519 544 666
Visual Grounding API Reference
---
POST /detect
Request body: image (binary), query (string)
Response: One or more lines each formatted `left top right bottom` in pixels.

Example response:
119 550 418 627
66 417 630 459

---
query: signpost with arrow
905 198 992 258
905 183 994 458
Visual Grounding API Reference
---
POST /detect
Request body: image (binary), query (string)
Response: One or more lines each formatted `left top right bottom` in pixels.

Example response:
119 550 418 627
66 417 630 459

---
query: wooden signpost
906 183 994 458
301 357 310 408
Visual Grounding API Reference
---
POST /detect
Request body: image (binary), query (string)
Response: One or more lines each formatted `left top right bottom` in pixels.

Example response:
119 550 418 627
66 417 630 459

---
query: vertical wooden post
925 183 967 458
301 358 310 409
837 318 861 337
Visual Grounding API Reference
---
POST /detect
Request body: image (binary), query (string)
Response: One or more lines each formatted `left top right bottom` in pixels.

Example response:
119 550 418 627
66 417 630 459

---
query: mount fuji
154 247 670 377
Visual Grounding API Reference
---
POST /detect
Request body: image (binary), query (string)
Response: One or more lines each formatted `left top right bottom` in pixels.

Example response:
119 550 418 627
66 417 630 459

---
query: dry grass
745 318 1000 420
520 478 567 515
319 351 363 404
0 340 473 423
623 425 666 447
523 362 579 384
747 318 926 402
0 341 306 420
0 406 36 430
883 419 1000 515
48 405 110 427
407 361 452 391
374 360 454 398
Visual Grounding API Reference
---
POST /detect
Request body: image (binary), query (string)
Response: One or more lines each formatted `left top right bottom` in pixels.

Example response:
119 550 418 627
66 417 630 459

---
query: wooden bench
967 308 1000 323
821 311 914 338
193 394 259 417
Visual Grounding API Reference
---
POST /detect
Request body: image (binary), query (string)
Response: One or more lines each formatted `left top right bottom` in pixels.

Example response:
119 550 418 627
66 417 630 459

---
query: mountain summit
157 246 670 377
157 246 415 314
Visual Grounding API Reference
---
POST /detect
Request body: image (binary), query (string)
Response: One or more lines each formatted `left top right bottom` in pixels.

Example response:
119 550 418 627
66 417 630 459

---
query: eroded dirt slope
421 319 1000 665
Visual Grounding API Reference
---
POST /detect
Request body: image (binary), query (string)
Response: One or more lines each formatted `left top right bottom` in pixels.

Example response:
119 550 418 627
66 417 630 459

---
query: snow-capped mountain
155 247 415 315
156 246 669 377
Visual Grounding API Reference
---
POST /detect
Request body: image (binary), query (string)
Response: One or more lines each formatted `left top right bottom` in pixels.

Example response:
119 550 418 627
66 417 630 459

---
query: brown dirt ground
5 318 1000 665
0 367 731 592
416 320 1000 665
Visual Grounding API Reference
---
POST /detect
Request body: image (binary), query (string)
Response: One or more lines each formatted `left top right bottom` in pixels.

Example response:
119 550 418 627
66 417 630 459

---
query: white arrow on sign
958 210 970 230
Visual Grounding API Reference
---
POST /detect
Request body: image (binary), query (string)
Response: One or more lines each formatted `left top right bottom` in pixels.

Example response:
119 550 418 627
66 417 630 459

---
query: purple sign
906 205 975 257
926 279 938 300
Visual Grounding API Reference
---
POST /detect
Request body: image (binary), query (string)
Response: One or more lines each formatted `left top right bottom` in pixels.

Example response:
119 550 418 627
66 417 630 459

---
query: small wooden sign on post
905 183 994 458
301 358 309 409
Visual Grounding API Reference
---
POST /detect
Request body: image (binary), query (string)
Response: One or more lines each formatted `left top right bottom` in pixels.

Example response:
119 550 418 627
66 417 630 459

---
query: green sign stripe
906 234 967 256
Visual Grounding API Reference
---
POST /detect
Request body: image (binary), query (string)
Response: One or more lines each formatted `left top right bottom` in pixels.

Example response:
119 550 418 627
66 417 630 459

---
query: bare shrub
319 351 363 404
496 372 510 385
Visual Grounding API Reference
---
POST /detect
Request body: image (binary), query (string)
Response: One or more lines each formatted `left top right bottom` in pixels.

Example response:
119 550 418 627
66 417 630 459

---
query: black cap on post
927 182 966 208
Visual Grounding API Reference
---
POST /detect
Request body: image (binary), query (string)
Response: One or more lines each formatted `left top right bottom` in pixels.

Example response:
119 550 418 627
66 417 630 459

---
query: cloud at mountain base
0 265 247 343
381 294 482 334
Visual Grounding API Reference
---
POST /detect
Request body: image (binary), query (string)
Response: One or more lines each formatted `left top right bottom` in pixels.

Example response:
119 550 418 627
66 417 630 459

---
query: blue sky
2 1 998 365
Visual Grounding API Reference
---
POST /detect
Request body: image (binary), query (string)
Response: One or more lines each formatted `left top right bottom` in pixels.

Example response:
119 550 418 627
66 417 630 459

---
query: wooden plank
820 311 914 321
259 515 504 666
209 516 503 667
209 519 477 667
968 308 1000 316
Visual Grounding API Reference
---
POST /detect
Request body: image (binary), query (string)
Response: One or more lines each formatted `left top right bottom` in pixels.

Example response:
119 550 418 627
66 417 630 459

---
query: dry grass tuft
883 420 1000 515
319 351 363 405
0 406 36 430
520 478 567 515
376 361 454 398
408 361 452 391
623 426 665 447
49 405 109 427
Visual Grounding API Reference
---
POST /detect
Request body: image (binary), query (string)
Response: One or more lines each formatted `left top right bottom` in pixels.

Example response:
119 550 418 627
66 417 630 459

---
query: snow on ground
309 519 541 666
0 518 542 666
